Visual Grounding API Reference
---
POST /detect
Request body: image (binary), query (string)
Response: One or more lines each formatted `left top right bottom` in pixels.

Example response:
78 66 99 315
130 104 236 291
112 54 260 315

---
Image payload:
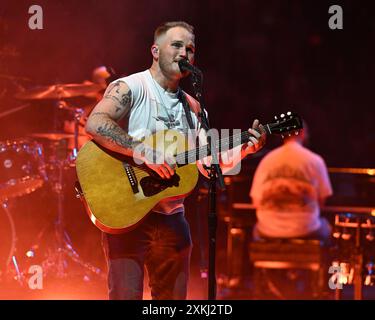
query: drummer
63 66 111 149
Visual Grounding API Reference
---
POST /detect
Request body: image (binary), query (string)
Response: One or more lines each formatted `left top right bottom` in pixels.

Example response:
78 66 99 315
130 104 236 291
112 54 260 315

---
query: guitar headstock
266 111 303 137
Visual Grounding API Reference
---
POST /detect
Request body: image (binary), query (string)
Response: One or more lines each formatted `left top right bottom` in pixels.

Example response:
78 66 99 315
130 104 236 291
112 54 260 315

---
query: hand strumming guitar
135 144 176 180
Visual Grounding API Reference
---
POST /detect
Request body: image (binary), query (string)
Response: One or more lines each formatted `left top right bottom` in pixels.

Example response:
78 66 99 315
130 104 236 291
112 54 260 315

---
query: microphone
178 59 202 75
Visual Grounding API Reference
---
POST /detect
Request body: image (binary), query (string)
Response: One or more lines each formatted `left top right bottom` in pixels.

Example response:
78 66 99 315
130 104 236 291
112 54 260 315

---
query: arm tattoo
104 82 131 113
105 82 121 95
96 120 138 149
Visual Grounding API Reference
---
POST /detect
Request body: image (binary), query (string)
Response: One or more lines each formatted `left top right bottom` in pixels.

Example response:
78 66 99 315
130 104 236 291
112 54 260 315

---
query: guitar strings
176 131 248 163
128 130 250 170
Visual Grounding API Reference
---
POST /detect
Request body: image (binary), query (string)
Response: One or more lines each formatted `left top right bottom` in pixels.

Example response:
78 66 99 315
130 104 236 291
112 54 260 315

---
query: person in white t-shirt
85 21 266 300
250 123 333 242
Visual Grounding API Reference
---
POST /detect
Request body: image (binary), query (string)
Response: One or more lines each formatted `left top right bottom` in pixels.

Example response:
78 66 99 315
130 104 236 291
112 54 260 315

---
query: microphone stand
189 70 225 300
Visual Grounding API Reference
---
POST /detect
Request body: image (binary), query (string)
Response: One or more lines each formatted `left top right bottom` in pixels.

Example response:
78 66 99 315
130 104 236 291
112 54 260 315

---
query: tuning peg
287 111 291 116
281 113 285 118
295 131 299 135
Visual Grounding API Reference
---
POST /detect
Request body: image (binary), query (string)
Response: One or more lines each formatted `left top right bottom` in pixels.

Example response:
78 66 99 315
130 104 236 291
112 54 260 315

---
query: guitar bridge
140 174 180 197
123 162 139 194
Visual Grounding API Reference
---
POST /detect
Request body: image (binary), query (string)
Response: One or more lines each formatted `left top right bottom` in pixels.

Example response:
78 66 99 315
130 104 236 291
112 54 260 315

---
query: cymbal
30 133 87 140
15 83 103 100
0 103 30 119
0 73 31 81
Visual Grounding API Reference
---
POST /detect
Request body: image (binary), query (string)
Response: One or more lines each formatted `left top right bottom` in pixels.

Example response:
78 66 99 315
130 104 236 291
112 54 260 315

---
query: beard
158 52 180 79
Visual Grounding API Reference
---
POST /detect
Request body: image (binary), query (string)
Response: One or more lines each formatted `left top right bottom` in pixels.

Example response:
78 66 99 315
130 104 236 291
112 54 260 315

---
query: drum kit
0 82 105 285
331 212 375 299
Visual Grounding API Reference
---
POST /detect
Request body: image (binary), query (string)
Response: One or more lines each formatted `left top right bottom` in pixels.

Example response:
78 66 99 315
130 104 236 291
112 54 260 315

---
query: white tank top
113 70 201 214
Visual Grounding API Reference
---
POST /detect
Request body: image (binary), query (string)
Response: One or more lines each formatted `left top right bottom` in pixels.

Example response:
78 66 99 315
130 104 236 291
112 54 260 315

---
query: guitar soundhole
140 174 180 197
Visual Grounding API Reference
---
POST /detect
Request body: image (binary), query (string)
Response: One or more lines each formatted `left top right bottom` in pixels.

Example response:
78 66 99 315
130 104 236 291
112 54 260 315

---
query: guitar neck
176 125 272 166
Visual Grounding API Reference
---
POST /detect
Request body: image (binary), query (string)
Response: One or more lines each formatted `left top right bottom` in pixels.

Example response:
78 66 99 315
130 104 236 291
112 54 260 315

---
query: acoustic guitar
75 112 302 233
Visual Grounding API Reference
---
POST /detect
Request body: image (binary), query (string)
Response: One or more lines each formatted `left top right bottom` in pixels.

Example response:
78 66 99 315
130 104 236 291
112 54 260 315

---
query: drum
333 213 375 248
0 203 16 279
332 212 375 287
332 213 359 243
0 138 46 201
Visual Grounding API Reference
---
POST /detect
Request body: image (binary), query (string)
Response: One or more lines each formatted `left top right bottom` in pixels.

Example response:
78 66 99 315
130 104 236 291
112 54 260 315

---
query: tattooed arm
86 80 140 157
85 80 175 179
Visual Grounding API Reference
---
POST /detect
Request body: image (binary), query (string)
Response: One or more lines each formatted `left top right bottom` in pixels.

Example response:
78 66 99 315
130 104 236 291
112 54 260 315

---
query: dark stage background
0 1 374 298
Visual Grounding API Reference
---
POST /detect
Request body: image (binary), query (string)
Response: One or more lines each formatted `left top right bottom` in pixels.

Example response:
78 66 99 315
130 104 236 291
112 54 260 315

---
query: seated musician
250 122 333 244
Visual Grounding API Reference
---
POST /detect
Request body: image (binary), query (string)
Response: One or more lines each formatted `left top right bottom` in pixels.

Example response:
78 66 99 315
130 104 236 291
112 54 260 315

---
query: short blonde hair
154 21 194 43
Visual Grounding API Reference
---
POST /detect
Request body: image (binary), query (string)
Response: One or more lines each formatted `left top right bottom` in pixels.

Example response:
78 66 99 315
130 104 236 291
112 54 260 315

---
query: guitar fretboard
175 129 265 166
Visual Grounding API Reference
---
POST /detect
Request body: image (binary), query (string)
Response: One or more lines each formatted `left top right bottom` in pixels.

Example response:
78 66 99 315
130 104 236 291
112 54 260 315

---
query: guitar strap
178 90 195 131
